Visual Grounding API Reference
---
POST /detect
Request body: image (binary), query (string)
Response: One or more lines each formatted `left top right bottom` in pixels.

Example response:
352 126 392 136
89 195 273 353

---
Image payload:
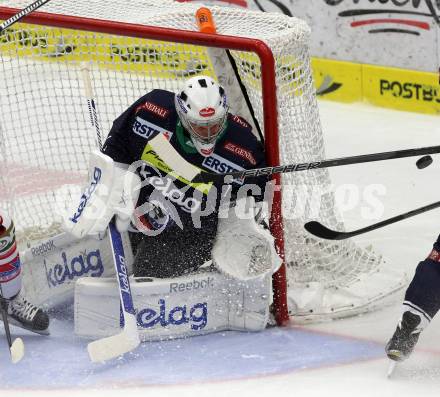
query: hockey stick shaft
0 299 24 363
304 200 440 240
0 300 13 349
148 133 440 184
87 222 139 363
81 63 140 362
191 144 440 183
0 0 51 33
81 64 103 150
107 223 135 318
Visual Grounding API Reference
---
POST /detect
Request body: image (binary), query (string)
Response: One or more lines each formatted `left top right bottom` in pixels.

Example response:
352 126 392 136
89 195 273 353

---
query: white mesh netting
0 0 406 321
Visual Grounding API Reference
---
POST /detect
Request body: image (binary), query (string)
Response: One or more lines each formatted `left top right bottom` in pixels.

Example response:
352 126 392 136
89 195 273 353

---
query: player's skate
385 311 422 362
6 291 49 335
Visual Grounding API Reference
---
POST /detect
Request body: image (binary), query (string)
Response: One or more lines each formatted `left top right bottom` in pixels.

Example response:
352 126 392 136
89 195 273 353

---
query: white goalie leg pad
21 232 133 308
74 266 273 341
62 150 140 239
227 271 274 332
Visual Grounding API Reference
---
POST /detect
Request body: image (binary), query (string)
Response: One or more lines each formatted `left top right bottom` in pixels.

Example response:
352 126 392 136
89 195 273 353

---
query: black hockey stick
0 0 52 33
304 200 440 240
0 298 24 363
148 134 440 183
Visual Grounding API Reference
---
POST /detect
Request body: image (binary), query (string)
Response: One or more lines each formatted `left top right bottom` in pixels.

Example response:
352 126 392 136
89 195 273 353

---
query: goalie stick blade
305 200 440 240
10 337 25 364
87 332 140 363
149 134 201 181
304 221 348 240
87 316 140 363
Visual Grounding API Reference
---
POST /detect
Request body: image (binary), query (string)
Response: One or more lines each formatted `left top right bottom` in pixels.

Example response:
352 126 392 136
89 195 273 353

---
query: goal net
0 0 407 324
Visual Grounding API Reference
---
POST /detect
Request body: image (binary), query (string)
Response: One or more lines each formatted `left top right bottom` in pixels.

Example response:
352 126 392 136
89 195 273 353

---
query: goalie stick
148 133 440 183
86 223 139 362
81 63 140 362
0 299 24 364
0 0 52 33
304 200 440 240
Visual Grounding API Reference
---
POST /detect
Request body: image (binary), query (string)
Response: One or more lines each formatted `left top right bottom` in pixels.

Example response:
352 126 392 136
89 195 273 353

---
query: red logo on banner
176 0 248 7
199 107 215 117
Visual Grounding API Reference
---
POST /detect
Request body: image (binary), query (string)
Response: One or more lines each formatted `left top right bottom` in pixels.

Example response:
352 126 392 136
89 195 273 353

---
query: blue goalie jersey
102 89 268 277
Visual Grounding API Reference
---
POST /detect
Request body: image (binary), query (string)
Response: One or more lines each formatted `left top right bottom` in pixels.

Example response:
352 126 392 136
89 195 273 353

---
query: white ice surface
1 100 440 397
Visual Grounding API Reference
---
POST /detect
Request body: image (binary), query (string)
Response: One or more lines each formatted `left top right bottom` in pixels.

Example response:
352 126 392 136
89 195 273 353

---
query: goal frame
0 6 289 325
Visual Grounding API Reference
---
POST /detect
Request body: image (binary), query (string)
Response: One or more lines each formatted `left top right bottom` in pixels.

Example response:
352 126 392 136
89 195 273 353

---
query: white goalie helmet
175 75 229 157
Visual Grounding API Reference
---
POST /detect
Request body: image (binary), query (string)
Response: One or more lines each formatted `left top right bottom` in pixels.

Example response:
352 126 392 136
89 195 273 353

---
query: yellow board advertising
312 58 362 103
312 57 440 115
363 65 440 115
0 22 214 79
1 21 439 115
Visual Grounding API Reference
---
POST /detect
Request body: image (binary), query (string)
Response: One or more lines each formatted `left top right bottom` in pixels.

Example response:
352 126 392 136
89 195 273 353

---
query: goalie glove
63 151 141 239
213 196 282 281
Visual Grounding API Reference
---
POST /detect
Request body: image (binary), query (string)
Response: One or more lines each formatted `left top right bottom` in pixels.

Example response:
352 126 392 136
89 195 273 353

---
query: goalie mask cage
0 0 406 326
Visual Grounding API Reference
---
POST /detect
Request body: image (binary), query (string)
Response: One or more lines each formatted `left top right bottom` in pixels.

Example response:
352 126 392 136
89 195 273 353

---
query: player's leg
386 234 440 361
0 214 49 335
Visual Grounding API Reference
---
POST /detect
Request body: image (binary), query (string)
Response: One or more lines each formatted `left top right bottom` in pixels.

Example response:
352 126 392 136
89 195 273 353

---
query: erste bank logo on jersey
132 117 174 141
202 153 245 184
202 153 244 174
